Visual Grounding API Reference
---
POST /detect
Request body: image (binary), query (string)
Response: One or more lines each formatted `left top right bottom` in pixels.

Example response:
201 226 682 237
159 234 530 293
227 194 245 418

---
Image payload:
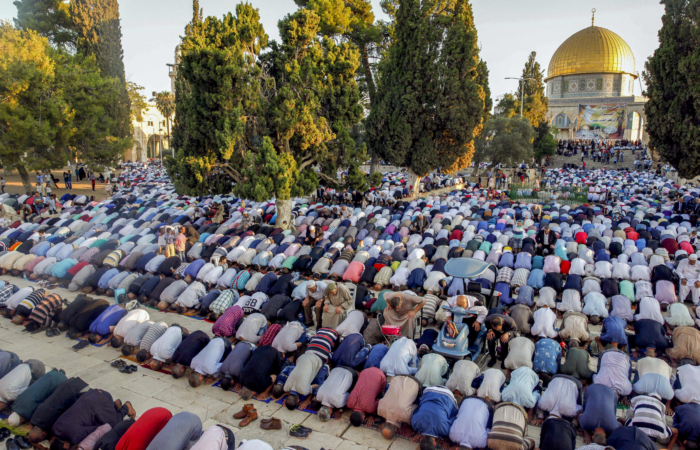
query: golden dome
545 26 636 81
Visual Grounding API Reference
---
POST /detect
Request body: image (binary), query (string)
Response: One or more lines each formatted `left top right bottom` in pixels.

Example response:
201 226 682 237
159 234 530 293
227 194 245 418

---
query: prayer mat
210 379 274 405
66 332 110 348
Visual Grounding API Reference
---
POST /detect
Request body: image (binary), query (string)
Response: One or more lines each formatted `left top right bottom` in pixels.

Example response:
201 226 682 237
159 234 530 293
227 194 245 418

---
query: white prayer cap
690 254 698 261
307 280 317 288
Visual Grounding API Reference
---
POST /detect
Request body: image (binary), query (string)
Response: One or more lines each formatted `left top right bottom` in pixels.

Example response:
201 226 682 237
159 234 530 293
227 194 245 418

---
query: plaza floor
0 275 671 450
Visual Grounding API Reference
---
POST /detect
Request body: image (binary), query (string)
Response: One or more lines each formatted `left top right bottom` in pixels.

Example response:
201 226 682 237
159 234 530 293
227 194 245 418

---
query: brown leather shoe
123 401 136 419
239 409 258 427
260 418 281 430
233 403 254 419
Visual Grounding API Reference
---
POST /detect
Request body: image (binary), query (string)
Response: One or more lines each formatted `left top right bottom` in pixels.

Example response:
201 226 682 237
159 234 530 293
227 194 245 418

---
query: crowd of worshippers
2 165 700 448
0 350 289 450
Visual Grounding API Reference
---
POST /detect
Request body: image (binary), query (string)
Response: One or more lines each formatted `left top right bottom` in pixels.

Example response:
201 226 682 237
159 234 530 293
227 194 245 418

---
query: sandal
111 360 126 368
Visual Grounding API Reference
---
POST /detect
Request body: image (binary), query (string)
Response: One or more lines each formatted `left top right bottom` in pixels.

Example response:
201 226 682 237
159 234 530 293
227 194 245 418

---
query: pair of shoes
46 328 60 337
260 418 281 430
289 424 312 439
6 436 30 450
111 359 126 368
118 365 137 374
233 404 254 419
239 408 258 427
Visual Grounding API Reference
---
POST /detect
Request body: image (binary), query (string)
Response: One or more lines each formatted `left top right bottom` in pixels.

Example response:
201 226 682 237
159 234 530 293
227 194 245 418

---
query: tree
643 0 700 178
0 23 71 193
155 91 174 156
166 3 367 227
533 122 557 163
294 0 388 173
473 116 534 172
13 0 75 49
70 0 132 143
516 51 548 127
57 51 132 168
126 81 147 123
367 0 488 197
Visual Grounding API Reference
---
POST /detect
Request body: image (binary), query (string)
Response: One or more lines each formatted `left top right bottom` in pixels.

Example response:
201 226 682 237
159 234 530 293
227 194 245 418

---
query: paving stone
86 368 144 391
156 385 201 408
283 431 344 449
302 414 351 437
342 426 391 450
337 441 372 450
387 439 415 450
122 374 171 397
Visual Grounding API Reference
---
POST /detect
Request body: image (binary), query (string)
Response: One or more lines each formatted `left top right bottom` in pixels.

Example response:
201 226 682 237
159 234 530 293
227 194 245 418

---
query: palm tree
154 91 175 157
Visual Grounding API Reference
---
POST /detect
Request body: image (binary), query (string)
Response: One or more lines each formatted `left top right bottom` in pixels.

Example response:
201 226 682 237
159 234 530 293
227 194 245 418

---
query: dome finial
591 8 596 26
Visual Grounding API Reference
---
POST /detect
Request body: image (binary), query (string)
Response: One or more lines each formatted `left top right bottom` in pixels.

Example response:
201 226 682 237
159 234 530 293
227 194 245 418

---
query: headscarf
26 359 45 382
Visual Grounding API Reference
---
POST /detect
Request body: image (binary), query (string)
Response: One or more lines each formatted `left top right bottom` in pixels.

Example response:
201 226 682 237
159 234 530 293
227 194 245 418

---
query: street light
505 77 537 118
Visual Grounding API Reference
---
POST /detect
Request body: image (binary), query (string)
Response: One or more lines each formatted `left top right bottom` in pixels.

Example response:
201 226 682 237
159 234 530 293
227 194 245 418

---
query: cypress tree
367 0 487 196
70 0 132 140
643 0 700 178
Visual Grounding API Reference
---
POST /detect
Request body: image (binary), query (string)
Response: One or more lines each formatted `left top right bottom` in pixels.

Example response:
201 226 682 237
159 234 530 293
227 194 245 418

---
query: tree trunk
406 168 423 199
369 151 381 174
16 165 32 195
276 198 293 230
359 45 376 105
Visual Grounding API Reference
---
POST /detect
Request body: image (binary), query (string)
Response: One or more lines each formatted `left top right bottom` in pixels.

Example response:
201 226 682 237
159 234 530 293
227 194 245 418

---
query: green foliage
473 116 534 168
70 0 132 141
496 52 548 129
167 2 365 200
367 0 488 177
476 59 493 121
533 122 557 162
126 81 147 122
368 170 383 187
0 22 70 182
234 137 303 202
643 0 700 178
13 0 75 49
57 51 131 169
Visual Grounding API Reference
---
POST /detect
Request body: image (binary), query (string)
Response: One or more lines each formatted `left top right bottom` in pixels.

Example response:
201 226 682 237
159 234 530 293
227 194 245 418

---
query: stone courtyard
0 275 673 450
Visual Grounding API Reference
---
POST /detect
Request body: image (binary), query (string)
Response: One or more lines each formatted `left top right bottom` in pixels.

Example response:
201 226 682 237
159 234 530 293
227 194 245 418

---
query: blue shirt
331 333 365 368
365 344 388 369
533 338 561 375
89 304 127 335
673 403 700 441
599 316 628 346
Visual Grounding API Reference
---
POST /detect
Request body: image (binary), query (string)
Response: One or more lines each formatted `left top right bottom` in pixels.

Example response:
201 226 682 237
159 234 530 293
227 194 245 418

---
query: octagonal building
545 15 648 143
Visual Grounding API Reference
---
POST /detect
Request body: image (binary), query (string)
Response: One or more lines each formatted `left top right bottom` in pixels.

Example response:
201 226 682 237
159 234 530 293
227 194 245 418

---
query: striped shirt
28 294 65 327
139 321 168 353
626 394 672 439
18 289 48 311
307 328 339 364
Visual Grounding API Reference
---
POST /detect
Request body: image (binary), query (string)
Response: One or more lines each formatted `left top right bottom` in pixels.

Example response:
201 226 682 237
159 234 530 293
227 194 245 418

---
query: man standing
677 254 700 304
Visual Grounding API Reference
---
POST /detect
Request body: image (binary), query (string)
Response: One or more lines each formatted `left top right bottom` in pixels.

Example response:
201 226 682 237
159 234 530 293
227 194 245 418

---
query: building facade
545 15 648 143
127 102 170 162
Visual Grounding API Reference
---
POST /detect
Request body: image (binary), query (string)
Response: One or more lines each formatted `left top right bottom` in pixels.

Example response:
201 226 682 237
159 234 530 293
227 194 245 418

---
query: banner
576 104 626 140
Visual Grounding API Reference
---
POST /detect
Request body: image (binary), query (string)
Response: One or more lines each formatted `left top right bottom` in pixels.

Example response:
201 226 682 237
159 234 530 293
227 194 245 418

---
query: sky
0 0 666 102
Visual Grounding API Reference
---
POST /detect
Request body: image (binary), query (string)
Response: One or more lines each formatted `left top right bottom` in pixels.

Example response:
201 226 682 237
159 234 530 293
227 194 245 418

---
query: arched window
555 113 570 128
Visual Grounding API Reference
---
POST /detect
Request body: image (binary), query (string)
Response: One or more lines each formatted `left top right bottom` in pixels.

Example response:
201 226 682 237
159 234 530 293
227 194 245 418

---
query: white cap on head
691 254 698 261
307 280 316 289
8 412 19 426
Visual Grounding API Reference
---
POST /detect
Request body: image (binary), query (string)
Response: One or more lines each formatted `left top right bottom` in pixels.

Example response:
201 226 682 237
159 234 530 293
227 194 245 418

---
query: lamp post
505 77 537 118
